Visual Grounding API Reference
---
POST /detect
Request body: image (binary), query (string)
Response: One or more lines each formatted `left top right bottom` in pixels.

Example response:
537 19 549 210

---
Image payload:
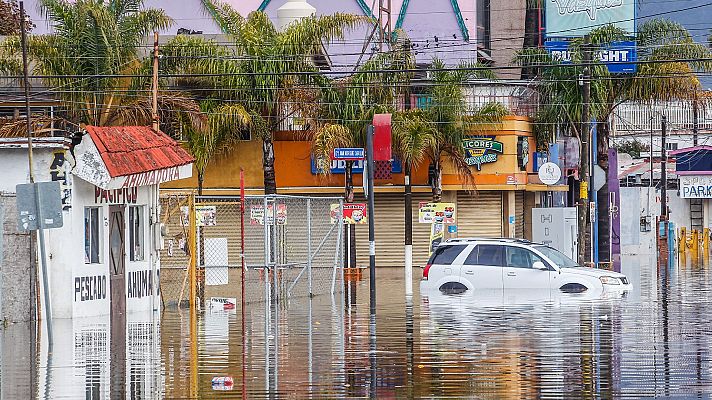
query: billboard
546 0 636 37
545 41 637 73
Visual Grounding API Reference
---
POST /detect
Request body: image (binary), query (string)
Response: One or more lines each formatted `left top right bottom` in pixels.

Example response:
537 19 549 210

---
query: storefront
673 146 712 230
1 126 193 319
163 116 566 267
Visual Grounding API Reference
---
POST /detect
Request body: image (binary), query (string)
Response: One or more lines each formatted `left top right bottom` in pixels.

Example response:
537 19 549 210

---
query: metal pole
307 198 312 296
34 188 52 344
20 2 35 184
661 115 667 219
239 170 247 399
20 3 46 354
366 125 377 314
404 164 413 296
693 90 699 147
189 194 197 311
262 196 270 394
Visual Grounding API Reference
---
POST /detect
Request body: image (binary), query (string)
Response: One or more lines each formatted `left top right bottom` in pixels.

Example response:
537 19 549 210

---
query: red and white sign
331 203 367 224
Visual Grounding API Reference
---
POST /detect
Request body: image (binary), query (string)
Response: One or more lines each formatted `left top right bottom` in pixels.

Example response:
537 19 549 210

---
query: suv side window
505 246 545 268
428 245 467 265
476 244 505 266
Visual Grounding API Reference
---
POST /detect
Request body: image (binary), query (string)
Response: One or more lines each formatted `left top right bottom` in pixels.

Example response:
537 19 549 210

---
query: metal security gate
158 193 345 309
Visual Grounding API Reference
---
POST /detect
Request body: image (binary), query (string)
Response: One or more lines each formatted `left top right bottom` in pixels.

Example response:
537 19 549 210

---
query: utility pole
577 38 591 266
693 90 699 146
151 31 159 131
661 115 667 219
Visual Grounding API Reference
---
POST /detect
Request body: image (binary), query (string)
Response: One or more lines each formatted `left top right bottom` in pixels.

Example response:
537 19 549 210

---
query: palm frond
311 123 352 174
199 0 244 35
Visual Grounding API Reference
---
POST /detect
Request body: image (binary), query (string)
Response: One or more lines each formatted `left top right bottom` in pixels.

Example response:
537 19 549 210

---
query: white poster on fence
205 237 229 285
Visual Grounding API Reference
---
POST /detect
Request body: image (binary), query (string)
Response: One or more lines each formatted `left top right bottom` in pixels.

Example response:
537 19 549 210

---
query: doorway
109 205 126 398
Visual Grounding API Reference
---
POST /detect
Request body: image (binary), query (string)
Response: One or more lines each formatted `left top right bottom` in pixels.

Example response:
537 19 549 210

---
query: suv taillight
423 264 431 280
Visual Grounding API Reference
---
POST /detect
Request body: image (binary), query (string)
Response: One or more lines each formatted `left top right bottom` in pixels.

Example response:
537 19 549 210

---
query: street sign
16 181 64 231
538 162 562 185
331 148 365 161
593 165 606 191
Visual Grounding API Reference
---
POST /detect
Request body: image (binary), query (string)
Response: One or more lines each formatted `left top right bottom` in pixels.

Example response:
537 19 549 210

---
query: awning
73 126 194 189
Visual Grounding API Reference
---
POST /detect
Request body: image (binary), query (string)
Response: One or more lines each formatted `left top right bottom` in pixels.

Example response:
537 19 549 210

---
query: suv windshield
534 246 579 268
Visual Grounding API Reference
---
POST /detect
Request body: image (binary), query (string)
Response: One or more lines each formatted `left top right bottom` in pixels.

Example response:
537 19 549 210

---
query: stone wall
0 194 34 323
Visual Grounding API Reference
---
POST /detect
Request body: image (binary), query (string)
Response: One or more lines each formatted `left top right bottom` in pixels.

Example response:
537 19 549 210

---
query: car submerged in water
420 238 632 296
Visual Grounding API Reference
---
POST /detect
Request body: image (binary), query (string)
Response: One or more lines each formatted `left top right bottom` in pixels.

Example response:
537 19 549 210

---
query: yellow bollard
680 227 687 253
693 229 700 258
704 228 710 253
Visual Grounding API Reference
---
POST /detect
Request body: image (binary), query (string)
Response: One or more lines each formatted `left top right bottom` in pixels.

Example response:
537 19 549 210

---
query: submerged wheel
560 283 588 293
439 282 468 295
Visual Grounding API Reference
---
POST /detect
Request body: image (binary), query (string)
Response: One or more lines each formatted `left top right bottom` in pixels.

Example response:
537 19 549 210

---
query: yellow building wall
162 116 537 193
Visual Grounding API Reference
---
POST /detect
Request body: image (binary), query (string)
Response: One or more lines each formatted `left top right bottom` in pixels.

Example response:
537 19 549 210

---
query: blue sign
333 147 365 160
311 158 402 174
545 0 636 38
448 225 457 233
545 41 637 74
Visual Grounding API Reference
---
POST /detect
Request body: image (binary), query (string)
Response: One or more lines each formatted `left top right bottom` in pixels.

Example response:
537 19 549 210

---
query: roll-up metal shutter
354 193 433 268
515 191 525 238
457 191 502 238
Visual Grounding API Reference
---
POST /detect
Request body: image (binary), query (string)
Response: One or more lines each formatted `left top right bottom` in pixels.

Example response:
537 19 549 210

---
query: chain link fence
158 193 345 310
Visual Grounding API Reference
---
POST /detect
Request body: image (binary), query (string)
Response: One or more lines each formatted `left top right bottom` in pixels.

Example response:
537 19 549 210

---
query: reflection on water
3 254 712 398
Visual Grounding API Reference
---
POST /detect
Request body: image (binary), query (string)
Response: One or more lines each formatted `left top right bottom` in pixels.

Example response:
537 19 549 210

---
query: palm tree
0 0 208 132
188 0 364 194
402 58 508 202
181 101 251 195
515 19 712 264
310 39 415 268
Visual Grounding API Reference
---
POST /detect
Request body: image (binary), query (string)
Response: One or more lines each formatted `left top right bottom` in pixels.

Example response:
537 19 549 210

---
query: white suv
420 238 632 295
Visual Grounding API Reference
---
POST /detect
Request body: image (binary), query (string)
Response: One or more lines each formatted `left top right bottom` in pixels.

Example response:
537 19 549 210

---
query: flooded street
4 254 712 398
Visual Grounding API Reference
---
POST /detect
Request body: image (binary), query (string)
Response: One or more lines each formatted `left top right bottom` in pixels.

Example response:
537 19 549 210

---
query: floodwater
3 254 712 399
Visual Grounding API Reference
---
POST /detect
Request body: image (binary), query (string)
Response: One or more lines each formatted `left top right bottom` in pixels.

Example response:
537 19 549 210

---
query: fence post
307 198 312 297
188 192 197 311
331 200 344 295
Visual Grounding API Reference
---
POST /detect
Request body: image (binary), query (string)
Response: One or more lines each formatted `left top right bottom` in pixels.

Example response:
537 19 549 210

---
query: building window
666 142 678 151
84 207 101 264
129 206 145 262
476 0 491 51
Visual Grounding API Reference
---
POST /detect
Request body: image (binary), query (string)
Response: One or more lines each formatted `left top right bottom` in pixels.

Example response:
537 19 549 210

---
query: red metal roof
84 126 194 178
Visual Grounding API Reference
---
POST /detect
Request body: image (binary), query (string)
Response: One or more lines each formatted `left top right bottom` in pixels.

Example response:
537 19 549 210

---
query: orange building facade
163 116 566 267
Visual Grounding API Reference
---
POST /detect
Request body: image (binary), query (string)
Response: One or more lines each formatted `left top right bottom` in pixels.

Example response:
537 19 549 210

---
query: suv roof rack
444 237 534 244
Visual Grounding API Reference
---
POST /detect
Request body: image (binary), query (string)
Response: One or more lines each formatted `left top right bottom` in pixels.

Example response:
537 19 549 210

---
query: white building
0 126 193 319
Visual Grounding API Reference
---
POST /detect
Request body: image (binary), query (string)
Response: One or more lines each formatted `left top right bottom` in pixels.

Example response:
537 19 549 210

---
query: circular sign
538 162 562 185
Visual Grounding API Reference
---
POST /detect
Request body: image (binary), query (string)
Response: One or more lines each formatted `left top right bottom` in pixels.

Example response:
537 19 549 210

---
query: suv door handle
464 270 474 275
507 272 516 277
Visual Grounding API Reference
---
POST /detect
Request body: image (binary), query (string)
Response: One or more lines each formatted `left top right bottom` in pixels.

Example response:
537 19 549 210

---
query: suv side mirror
532 261 548 271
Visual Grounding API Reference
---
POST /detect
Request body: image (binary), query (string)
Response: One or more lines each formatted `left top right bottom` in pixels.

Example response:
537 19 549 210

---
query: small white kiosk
43 125 193 319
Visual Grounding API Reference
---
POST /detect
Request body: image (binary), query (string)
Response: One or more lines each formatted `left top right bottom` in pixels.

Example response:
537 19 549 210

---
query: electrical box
640 216 652 232
532 207 578 261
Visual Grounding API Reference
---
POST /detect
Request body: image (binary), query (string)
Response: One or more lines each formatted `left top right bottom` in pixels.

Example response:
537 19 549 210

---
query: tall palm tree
0 0 208 132
515 19 712 264
310 38 415 269
406 58 507 202
191 0 364 194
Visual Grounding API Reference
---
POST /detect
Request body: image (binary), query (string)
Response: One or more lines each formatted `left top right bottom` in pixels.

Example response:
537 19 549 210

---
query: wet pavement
3 254 712 398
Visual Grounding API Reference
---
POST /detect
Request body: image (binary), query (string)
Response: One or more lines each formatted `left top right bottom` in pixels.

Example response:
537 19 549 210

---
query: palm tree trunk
198 171 204 196
431 161 443 202
263 135 277 194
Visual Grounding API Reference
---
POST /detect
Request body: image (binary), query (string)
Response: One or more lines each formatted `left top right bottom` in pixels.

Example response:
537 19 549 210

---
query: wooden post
151 31 159 131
